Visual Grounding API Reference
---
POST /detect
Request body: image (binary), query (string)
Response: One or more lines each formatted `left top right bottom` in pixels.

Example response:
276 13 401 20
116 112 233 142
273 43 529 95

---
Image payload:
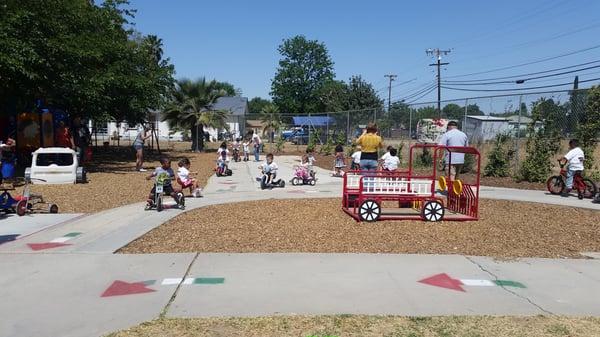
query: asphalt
0 155 599 337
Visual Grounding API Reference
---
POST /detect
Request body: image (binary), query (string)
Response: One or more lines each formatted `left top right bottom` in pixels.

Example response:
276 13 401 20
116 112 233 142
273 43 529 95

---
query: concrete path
0 155 599 337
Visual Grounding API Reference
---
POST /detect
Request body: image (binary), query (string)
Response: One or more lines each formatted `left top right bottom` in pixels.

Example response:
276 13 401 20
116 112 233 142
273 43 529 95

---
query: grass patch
106 315 600 337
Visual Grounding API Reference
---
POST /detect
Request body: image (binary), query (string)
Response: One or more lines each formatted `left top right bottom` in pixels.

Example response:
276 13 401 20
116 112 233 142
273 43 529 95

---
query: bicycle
546 160 597 199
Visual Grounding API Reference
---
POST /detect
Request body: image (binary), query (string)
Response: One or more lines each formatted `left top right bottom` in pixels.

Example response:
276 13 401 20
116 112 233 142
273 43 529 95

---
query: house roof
467 115 509 122
213 96 248 116
504 115 534 124
292 116 335 126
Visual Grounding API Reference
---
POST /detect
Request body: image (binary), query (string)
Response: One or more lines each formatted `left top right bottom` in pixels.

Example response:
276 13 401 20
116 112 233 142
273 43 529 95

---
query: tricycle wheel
49 204 59 214
582 178 598 199
359 199 381 222
156 197 163 212
546 176 565 195
308 178 316 186
16 200 27 216
421 200 444 222
278 180 285 188
291 177 300 186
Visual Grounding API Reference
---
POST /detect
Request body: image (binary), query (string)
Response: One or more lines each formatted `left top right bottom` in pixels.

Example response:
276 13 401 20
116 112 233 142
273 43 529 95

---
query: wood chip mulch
119 198 600 258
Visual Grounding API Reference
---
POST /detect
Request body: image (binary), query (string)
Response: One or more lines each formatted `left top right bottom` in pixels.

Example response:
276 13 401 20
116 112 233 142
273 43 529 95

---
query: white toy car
25 147 86 184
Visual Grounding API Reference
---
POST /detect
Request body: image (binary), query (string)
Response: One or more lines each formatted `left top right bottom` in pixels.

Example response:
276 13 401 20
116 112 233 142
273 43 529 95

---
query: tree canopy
248 97 272 115
270 35 335 115
0 0 174 123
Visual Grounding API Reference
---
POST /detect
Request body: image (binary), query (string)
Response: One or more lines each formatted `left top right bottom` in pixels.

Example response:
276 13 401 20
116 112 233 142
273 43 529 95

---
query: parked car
290 129 310 145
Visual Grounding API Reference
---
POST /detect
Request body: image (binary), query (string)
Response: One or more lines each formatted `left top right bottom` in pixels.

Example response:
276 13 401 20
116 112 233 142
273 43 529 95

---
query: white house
464 115 511 142
100 96 248 143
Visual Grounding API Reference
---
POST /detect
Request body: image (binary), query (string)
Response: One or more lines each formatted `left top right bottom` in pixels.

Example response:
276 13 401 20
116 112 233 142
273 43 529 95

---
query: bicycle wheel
546 176 565 195
582 178 598 199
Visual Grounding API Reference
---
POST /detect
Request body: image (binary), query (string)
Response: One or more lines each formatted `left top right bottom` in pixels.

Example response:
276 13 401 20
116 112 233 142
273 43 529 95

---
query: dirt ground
26 144 216 213
119 198 600 258
107 315 600 337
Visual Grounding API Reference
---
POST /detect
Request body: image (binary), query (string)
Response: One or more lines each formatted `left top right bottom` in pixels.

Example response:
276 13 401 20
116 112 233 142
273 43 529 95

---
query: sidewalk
0 156 599 337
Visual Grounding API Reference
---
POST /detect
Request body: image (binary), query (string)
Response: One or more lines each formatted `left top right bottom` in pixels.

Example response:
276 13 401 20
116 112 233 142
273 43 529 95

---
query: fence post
408 107 412 146
463 98 468 129
346 111 350 145
515 95 523 173
326 113 329 141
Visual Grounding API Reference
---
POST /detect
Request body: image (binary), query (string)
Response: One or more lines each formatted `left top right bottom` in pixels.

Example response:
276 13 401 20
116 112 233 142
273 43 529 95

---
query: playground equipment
547 160 597 199
25 147 86 184
342 144 481 222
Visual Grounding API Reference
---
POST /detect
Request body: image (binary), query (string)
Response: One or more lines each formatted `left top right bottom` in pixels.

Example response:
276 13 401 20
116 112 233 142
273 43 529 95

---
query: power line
441 77 600 92
446 44 600 79
405 85 438 104
395 83 437 102
442 64 600 85
443 59 600 83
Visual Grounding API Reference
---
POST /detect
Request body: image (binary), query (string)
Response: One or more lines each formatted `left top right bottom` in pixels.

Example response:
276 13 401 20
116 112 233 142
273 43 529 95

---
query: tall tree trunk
198 124 205 151
190 126 198 151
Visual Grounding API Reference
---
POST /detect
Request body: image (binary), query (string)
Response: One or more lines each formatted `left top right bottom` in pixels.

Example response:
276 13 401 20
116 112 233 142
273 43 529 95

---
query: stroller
291 165 316 186
260 165 285 190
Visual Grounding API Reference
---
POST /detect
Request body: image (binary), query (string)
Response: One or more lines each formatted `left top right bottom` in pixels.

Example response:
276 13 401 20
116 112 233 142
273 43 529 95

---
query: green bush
275 136 285 153
484 134 514 177
518 135 558 182
320 136 334 155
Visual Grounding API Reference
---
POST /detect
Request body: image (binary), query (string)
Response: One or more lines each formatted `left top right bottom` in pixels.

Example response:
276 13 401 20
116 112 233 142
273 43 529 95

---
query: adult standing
73 117 91 166
133 125 151 172
251 130 262 162
355 123 384 172
0 137 16 182
438 120 468 181
55 121 75 148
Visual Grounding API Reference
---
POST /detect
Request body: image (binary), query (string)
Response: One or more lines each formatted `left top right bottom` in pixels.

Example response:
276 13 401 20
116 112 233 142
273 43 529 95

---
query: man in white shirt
438 121 468 180
561 139 585 196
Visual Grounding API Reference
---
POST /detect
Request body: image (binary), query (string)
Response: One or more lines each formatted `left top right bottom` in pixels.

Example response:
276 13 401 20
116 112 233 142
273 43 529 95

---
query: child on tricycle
177 157 202 197
291 154 317 186
146 156 184 211
216 142 232 176
259 153 285 189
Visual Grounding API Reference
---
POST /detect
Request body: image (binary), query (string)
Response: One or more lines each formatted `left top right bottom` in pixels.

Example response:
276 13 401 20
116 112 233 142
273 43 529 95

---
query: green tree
0 0 174 123
248 97 271 115
212 81 241 96
442 103 463 120
271 35 335 115
576 86 600 170
519 98 563 182
260 104 282 143
163 78 229 151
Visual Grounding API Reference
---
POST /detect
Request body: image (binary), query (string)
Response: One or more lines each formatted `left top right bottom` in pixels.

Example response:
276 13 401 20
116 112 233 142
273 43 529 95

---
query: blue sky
127 0 600 106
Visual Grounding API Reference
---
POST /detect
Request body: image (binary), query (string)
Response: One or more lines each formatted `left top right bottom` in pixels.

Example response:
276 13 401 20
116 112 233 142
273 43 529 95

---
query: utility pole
426 48 451 117
384 74 397 114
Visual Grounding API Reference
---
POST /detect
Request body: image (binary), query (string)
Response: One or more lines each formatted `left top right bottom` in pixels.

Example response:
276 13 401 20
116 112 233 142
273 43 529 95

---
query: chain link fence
263 88 598 178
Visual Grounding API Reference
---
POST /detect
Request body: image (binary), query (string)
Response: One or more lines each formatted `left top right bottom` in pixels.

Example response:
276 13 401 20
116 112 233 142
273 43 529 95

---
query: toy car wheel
292 177 302 185
76 167 87 184
582 178 598 199
176 192 185 207
24 168 31 181
308 178 316 186
279 180 285 188
49 204 59 214
421 200 444 222
359 199 381 222
156 197 163 212
16 200 27 216
546 176 565 195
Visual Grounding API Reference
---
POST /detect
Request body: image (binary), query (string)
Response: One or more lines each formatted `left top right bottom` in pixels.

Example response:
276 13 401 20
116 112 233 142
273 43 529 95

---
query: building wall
465 119 511 142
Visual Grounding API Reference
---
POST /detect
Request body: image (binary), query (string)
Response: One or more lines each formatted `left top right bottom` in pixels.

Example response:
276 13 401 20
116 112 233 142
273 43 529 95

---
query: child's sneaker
192 188 202 197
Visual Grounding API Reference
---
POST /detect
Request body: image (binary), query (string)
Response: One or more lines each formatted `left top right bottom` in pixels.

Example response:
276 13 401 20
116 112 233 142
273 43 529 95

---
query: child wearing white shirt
177 158 201 197
383 148 400 172
560 139 585 196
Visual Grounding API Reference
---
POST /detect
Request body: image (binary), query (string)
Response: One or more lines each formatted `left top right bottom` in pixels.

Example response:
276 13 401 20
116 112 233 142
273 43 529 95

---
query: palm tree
260 104 282 144
163 78 229 151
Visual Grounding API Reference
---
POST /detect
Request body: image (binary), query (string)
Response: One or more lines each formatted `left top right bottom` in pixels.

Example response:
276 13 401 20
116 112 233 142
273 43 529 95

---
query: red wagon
342 144 481 222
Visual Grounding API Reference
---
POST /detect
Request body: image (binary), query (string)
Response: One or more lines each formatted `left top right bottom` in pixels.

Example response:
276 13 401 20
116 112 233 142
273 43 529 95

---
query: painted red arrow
27 242 71 251
101 280 156 297
418 273 465 292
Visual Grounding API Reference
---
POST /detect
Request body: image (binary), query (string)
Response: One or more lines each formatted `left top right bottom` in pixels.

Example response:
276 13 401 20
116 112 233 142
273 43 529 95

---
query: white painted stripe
460 279 496 287
50 237 71 243
183 277 195 285
161 278 183 285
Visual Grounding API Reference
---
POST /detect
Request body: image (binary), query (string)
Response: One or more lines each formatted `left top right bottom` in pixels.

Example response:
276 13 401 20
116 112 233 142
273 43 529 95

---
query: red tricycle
546 160 597 199
342 144 480 222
